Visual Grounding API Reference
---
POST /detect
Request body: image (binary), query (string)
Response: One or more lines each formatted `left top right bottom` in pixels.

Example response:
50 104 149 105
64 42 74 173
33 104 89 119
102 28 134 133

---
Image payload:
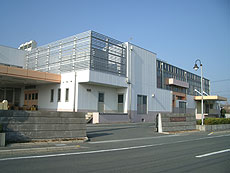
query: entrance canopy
0 65 61 87
194 95 227 101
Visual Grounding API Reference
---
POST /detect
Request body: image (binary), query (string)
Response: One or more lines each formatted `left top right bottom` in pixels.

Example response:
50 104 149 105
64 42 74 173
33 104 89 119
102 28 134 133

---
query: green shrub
196 118 230 125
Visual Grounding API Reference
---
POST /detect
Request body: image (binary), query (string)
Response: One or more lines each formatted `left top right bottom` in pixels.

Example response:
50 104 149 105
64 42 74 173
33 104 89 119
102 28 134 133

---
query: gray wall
0 110 87 143
160 113 196 132
0 45 26 67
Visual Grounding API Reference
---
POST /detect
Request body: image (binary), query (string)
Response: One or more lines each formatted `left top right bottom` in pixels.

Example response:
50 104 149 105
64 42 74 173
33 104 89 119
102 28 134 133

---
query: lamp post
193 59 204 125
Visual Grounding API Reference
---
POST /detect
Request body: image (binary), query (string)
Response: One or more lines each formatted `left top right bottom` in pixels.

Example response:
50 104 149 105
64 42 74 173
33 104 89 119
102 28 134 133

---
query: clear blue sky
1 0 230 102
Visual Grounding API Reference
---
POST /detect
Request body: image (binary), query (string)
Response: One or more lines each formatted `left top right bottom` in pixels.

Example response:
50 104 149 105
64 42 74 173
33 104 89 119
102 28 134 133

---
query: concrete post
158 113 163 133
0 133 5 147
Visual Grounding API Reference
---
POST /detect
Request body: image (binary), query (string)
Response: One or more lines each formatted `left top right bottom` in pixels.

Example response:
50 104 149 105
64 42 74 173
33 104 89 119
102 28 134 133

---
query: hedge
197 118 230 125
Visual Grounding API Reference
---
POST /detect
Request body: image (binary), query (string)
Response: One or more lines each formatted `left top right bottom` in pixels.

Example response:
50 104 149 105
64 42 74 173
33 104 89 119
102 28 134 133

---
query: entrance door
24 90 38 109
98 92 104 113
118 94 124 113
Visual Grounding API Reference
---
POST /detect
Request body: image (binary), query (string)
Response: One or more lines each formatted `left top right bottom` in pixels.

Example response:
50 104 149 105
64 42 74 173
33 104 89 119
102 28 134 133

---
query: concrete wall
0 110 87 142
0 45 26 67
37 72 76 111
78 83 127 113
93 112 130 124
124 43 172 123
78 70 127 88
160 113 196 132
197 124 230 131
126 44 172 113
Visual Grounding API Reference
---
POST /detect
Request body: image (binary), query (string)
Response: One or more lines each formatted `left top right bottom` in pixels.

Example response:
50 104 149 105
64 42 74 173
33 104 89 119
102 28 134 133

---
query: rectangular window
25 94 27 100
210 104 213 109
32 93 35 100
65 88 69 102
137 95 147 114
29 94 31 100
50 89 54 102
98 93 104 103
57 88 61 102
179 101 186 113
35 93 38 100
118 94 123 103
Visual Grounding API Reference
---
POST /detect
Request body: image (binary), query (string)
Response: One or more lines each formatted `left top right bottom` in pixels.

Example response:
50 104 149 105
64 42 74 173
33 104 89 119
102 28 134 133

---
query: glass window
32 93 35 100
35 93 38 100
57 88 61 102
65 88 69 102
25 94 27 100
179 101 186 113
137 95 147 114
50 89 54 102
29 94 31 100
118 94 123 103
98 93 104 102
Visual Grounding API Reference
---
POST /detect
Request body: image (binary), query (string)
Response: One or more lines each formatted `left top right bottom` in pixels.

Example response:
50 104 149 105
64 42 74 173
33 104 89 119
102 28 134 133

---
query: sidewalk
0 122 157 156
0 138 88 156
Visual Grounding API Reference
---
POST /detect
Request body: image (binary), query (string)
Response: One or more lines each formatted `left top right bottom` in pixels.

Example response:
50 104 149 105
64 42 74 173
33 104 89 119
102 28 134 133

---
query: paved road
0 123 230 173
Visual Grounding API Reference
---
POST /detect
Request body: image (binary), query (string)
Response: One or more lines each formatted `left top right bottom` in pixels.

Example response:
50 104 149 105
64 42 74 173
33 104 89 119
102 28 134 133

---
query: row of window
50 88 69 102
25 93 38 100
157 60 210 95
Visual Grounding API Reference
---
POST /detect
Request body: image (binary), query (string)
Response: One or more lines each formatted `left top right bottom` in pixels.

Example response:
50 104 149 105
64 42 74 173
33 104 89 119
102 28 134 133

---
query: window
210 104 213 109
29 94 31 100
32 93 35 100
98 93 104 103
57 88 61 102
137 95 147 114
179 101 186 113
35 93 38 100
118 94 123 103
65 88 69 102
25 94 27 100
50 89 54 102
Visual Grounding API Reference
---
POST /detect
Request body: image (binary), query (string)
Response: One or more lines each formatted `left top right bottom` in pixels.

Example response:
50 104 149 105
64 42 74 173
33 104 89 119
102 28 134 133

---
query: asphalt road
0 123 230 173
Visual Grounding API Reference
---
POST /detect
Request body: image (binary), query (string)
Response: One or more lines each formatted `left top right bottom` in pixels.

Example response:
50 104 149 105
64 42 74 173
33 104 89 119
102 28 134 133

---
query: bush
196 118 230 125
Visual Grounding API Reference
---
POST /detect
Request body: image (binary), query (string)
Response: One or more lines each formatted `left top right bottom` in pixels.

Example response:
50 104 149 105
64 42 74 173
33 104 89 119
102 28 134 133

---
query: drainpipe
73 72 77 112
128 44 133 122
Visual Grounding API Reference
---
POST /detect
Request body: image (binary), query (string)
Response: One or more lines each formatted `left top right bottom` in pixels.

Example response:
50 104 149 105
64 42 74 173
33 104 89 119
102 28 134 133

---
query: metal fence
25 31 126 77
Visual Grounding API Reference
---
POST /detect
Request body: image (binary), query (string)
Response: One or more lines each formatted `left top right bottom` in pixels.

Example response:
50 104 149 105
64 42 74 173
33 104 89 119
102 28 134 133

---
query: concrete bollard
0 133 5 147
158 113 163 133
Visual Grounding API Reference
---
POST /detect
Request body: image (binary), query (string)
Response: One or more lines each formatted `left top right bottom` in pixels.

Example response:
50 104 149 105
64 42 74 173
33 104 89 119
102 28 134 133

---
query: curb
0 145 83 156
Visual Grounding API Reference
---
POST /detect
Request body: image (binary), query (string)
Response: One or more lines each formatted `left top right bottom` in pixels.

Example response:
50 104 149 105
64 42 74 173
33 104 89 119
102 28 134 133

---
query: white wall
0 45 26 67
77 70 127 88
126 43 172 113
38 72 76 111
77 83 127 113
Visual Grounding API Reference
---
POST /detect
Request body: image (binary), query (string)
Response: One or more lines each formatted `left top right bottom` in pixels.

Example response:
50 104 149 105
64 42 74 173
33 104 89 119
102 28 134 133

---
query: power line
211 79 230 83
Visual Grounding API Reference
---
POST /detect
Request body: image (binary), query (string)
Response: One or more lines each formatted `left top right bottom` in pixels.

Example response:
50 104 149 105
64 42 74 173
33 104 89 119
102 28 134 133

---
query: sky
0 0 230 102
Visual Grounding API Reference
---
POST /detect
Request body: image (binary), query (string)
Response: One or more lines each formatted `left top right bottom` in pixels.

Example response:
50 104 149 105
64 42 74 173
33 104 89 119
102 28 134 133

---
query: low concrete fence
196 124 230 131
93 112 130 124
158 113 196 132
0 110 87 143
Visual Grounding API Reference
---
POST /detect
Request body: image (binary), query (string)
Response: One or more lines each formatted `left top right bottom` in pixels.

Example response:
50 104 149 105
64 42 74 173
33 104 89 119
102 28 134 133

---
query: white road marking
89 134 180 144
0 134 230 162
196 149 230 158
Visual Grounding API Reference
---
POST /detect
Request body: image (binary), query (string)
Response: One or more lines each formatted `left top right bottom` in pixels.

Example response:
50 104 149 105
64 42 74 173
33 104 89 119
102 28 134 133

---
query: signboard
170 117 186 122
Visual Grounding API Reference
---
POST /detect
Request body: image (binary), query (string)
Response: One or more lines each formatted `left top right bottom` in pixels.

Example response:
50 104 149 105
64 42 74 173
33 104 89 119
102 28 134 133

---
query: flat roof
0 65 61 87
194 95 227 101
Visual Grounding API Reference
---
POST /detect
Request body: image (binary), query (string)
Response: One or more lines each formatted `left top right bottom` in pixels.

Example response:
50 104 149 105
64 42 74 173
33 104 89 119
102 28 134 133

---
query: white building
0 31 227 123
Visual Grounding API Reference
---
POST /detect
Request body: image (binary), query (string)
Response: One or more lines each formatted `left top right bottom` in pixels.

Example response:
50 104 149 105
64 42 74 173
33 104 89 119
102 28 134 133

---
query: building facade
0 30 226 122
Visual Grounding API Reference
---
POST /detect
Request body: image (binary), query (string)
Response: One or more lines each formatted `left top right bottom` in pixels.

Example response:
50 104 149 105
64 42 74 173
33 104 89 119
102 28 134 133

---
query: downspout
128 44 133 122
73 71 77 112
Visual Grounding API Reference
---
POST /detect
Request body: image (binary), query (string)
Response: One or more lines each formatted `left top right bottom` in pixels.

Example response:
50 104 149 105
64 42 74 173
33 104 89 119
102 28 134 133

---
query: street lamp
193 59 204 125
